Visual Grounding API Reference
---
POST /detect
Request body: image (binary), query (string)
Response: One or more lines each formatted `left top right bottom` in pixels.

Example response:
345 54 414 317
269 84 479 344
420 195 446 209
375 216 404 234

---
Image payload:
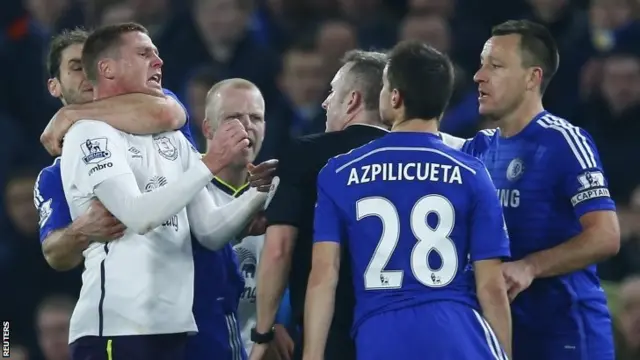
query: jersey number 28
357 195 458 290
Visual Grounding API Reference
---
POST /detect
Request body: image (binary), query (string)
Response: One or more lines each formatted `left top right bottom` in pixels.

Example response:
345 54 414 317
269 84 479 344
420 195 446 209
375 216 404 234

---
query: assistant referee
249 50 389 360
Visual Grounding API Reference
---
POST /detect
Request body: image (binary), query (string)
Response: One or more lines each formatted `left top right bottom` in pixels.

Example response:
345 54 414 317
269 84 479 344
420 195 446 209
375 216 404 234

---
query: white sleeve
63 122 214 235
62 120 133 193
175 130 204 170
439 132 467 150
187 187 267 250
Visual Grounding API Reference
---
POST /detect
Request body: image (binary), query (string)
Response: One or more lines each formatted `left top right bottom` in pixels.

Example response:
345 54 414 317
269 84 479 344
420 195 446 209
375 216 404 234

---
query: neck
495 96 545 138
392 118 439 133
343 109 386 130
93 83 126 101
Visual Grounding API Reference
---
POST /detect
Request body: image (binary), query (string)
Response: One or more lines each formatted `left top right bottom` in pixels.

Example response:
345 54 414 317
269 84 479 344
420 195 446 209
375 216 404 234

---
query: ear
99 59 115 80
391 88 402 110
528 67 543 91
202 118 212 139
346 90 361 114
47 78 61 98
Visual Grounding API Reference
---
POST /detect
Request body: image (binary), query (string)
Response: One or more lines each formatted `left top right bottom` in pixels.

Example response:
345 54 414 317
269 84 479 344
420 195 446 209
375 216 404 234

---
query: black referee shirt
265 124 388 357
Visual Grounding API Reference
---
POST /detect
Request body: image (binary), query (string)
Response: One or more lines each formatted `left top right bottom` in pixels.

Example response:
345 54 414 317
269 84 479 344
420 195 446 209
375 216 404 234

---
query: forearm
302 271 337 358
525 226 617 278
255 240 294 332
189 188 266 250
65 93 185 133
95 163 213 235
41 225 89 271
477 287 512 357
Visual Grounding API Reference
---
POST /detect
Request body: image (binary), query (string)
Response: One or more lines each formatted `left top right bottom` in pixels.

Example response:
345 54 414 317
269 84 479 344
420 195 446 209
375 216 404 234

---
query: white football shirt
61 120 204 342
206 180 263 354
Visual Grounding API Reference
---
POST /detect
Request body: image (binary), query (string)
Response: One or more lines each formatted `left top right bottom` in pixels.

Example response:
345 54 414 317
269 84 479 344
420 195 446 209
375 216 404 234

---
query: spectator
7 344 29 360
315 19 358 82
577 51 640 204
260 43 327 162
157 0 280 100
616 277 640 359
185 66 224 149
36 295 75 360
398 13 479 136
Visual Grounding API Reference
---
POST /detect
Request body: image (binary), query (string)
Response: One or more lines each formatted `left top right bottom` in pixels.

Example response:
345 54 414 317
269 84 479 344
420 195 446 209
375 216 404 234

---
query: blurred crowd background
2 0 640 359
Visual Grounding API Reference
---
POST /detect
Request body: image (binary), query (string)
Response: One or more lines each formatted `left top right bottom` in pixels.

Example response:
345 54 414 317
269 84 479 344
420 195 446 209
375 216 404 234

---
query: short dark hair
47 28 89 79
341 50 387 111
491 20 559 93
82 22 148 83
386 40 454 120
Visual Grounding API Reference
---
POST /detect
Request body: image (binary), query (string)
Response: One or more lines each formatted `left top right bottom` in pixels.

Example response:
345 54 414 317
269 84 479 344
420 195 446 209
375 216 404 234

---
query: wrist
522 256 539 278
251 326 275 344
67 221 89 248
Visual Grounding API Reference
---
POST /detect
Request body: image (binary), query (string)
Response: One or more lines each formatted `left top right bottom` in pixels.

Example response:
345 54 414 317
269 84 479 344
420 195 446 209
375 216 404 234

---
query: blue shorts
355 302 507 360
70 333 187 360
185 312 246 360
513 308 614 360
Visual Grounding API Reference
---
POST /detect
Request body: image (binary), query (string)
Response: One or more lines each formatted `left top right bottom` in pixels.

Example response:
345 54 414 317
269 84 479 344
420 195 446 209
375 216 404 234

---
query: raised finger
249 170 276 183
249 159 278 173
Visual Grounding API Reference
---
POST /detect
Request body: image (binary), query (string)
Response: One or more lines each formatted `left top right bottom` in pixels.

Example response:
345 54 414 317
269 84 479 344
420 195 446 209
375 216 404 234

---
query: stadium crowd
1 0 640 359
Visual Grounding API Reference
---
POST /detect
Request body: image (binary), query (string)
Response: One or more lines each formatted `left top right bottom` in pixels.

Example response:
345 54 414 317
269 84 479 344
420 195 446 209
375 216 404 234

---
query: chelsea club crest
506 158 525 181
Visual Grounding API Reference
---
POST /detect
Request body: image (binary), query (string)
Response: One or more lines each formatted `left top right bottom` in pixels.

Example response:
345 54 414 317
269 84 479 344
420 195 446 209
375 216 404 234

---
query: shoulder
535 113 599 167
35 158 63 195
65 120 123 146
536 113 593 143
69 119 119 134
462 128 498 155
37 157 62 180
324 137 381 173
435 142 489 177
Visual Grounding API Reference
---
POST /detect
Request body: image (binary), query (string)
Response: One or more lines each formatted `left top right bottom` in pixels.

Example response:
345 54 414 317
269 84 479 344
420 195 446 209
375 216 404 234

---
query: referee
249 50 388 360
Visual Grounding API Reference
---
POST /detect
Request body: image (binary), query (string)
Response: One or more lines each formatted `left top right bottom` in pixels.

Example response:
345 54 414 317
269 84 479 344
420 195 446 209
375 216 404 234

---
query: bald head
203 78 266 165
204 78 264 131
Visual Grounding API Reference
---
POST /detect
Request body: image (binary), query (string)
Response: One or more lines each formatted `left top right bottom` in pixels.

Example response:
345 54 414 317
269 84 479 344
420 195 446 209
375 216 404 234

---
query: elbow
44 254 77 272
42 246 79 272
122 219 150 236
599 226 621 258
157 99 186 130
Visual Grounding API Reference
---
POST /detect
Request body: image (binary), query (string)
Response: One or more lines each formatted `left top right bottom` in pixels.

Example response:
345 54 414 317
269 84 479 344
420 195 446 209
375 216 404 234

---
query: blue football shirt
313 132 510 333
461 111 616 329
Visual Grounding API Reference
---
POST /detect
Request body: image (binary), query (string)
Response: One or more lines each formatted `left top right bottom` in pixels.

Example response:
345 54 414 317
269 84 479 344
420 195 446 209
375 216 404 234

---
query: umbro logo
128 146 142 159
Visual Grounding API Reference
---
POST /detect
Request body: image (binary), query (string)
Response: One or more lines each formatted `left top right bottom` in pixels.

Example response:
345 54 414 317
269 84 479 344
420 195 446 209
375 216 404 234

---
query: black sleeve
265 139 308 227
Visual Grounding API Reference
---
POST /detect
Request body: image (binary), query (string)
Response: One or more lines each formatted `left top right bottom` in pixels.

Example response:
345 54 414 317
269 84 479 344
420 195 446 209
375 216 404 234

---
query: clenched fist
202 119 250 174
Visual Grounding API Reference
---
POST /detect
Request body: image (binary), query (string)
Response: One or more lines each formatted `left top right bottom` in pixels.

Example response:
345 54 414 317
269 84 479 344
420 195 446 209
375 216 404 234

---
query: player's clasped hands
204 118 251 173
501 260 536 302
75 199 126 242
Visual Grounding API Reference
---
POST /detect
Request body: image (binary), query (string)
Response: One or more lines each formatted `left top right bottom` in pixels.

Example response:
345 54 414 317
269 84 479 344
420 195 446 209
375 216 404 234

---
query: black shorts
69 333 188 360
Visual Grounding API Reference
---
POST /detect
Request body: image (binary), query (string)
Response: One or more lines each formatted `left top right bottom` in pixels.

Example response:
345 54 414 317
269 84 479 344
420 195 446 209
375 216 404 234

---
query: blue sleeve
163 88 197 149
554 128 616 218
469 165 511 262
33 162 72 243
313 162 343 244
